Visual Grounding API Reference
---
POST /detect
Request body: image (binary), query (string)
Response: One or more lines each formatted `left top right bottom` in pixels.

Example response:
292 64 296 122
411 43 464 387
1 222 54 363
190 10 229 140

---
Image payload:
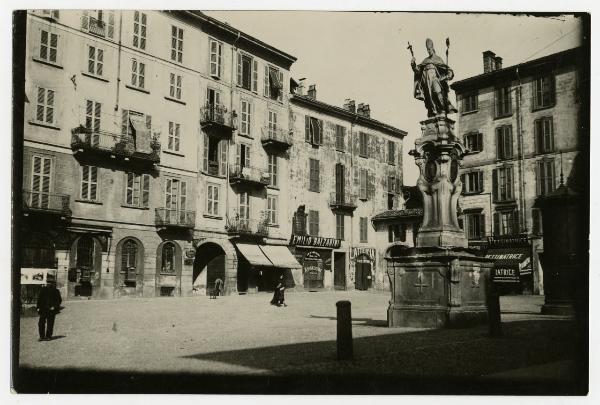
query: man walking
36 277 62 341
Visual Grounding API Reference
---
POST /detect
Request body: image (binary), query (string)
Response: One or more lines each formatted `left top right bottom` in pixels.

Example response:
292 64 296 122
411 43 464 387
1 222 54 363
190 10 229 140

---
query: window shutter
460 173 466 194
142 174 150 207
81 10 89 30
315 159 320 191
477 132 483 152
512 210 520 234
263 65 269 97
252 60 258 92
548 119 554 151
507 126 513 158
396 178 401 195
495 128 501 159
90 166 98 200
236 52 242 86
126 172 133 205
367 171 375 199
550 160 556 193
202 133 209 172
180 181 187 210
219 139 227 176
236 144 241 166
278 71 284 102
317 119 323 145
535 161 542 196
493 212 500 236
305 115 311 142
107 11 115 39
81 166 89 199
535 120 541 153
492 169 498 202
121 109 129 135
479 214 486 238
478 171 484 192
507 167 514 200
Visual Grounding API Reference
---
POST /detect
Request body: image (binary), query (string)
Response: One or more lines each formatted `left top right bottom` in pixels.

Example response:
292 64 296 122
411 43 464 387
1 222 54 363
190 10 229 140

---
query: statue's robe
413 54 458 116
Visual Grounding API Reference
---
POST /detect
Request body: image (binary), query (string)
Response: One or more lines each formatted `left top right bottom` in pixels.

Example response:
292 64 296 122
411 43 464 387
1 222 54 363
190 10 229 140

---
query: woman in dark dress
270 274 286 307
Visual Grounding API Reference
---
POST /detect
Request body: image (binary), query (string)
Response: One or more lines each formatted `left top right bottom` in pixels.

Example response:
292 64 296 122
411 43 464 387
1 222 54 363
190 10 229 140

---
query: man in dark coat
36 280 62 341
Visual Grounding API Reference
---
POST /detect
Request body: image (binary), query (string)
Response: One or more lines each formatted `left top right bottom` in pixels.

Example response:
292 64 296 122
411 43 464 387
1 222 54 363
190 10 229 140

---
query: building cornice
290 94 407 139
171 11 297 70
451 47 583 94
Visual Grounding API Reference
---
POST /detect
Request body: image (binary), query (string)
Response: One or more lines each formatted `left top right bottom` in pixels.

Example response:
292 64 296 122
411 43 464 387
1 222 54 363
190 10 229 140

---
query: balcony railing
200 104 236 135
261 126 293 150
225 216 269 238
229 164 270 188
155 208 196 229
329 192 357 211
22 190 71 217
88 17 106 37
71 126 161 164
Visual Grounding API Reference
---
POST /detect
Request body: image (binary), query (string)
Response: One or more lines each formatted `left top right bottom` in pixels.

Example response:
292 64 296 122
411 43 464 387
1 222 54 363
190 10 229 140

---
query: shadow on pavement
14 319 587 394
308 314 388 327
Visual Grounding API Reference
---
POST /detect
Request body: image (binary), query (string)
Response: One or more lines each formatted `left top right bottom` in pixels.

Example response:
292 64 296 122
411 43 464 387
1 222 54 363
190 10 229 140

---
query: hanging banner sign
351 247 376 262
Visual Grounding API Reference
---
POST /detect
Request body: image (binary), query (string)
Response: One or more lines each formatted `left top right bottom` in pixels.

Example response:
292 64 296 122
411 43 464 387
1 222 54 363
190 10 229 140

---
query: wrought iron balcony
329 192 357 212
229 164 270 188
261 126 293 150
155 208 196 230
22 190 71 218
71 126 160 165
88 17 106 37
200 104 236 136
225 216 269 238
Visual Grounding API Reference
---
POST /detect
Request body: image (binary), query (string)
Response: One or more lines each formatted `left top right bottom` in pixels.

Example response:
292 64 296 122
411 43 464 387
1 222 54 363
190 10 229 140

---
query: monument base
416 228 468 249
541 302 576 316
386 246 493 328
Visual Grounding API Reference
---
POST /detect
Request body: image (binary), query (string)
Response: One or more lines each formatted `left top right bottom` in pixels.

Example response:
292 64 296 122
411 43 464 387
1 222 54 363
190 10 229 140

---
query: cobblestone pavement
16 291 585 393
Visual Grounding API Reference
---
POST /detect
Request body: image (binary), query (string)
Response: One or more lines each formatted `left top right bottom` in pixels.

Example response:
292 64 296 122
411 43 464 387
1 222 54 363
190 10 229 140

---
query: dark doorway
193 243 226 295
333 252 346 290
355 258 372 291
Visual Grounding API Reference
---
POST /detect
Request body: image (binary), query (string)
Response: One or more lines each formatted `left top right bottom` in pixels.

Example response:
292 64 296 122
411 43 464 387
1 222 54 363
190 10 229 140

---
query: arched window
161 242 176 273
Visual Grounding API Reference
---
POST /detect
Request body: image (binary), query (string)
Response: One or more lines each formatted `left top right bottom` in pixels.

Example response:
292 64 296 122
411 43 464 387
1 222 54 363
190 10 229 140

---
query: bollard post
487 291 502 337
336 300 353 360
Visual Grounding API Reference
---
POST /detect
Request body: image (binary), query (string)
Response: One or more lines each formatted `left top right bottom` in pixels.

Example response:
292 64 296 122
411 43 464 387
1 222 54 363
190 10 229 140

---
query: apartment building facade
20 9 408 299
287 88 406 292
451 47 584 294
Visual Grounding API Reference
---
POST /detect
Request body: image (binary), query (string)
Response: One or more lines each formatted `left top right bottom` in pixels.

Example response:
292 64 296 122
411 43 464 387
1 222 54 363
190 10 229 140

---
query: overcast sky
205 11 583 184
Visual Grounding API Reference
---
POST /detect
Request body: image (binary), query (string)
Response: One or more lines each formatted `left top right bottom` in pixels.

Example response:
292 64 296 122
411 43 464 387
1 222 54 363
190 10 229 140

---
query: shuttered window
206 183 220 216
536 159 556 196
360 217 368 243
464 132 483 152
496 125 513 160
239 192 250 221
39 29 58 63
492 166 514 202
359 132 369 157
87 45 104 76
131 58 146 89
464 212 485 240
535 117 554 154
125 172 150 207
359 169 368 200
171 25 183 63
335 125 346 151
81 10 115 40
336 214 345 240
165 178 187 211
168 121 181 152
495 85 512 117
533 75 555 109
169 73 182 100
268 154 277 187
30 156 52 209
35 87 55 125
237 53 256 91
309 158 320 192
81 165 98 201
133 11 147 50
304 116 323 145
387 140 396 165
462 92 478 113
267 195 278 225
493 210 519 236
309 210 319 236
460 171 484 194
209 39 222 78
240 100 251 135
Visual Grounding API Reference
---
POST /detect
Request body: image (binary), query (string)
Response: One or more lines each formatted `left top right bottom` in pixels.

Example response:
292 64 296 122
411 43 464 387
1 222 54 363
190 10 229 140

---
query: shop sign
303 251 323 281
351 247 376 262
290 235 341 249
492 267 519 283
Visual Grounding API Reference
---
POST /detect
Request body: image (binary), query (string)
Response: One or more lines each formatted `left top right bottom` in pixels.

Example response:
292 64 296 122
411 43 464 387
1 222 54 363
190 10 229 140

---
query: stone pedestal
387 247 493 328
386 116 493 328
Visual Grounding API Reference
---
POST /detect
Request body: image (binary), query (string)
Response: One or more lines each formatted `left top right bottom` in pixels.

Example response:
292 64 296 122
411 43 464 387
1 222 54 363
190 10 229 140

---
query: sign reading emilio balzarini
290 235 341 249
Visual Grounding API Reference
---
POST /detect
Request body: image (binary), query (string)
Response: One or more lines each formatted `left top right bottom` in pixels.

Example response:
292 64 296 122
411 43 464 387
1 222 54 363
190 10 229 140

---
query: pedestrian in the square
211 278 223 299
270 274 287 307
36 278 62 341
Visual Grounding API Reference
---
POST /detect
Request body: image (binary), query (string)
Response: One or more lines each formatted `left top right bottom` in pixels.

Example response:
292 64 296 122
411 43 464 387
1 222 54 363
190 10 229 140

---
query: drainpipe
515 68 527 234
227 32 241 223
348 114 359 289
114 11 123 113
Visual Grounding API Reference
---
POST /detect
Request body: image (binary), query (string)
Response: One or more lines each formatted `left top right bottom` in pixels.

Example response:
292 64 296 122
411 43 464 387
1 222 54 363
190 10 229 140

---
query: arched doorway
114 237 145 297
355 253 373 291
68 235 102 298
193 242 226 295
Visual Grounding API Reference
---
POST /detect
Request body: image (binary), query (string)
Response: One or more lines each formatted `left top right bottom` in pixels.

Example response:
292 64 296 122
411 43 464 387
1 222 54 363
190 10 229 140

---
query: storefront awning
259 245 302 269
485 247 531 283
235 243 273 267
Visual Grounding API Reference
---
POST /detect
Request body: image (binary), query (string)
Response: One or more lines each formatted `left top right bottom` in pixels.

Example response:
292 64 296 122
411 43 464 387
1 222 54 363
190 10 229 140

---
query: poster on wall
21 268 57 285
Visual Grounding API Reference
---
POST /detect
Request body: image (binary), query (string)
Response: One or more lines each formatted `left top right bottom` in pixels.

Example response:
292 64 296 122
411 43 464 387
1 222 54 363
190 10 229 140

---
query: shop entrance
333 252 346 290
355 254 372 291
193 242 226 295
303 251 324 290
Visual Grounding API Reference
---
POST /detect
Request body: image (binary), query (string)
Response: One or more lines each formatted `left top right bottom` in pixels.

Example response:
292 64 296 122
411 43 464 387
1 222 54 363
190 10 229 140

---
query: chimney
494 56 503 70
357 103 365 116
297 78 306 95
344 99 356 113
307 84 317 100
483 50 496 73
362 104 371 118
